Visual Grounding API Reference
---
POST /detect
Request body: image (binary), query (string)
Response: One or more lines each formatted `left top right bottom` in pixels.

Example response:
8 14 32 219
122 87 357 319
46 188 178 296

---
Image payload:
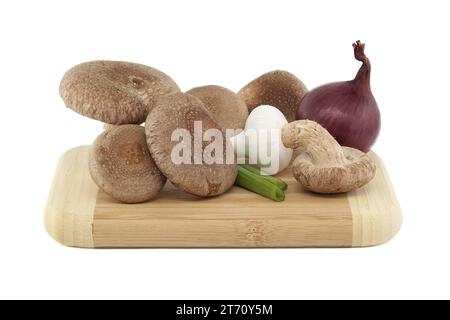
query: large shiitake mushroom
60 61 180 124
186 85 248 130
145 92 238 197
89 125 166 203
238 70 308 122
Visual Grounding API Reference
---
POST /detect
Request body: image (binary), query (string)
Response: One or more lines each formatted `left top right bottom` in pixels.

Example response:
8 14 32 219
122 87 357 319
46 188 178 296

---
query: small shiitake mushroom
238 70 308 122
89 125 166 203
60 61 180 125
282 120 376 193
186 85 248 130
145 92 238 197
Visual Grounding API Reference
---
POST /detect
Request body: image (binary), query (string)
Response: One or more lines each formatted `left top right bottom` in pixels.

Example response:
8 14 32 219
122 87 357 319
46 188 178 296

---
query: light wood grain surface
44 146 402 248
44 146 98 248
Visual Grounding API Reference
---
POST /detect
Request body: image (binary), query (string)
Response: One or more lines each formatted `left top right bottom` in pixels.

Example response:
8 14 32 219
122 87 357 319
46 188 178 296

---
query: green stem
240 164 288 191
235 166 285 202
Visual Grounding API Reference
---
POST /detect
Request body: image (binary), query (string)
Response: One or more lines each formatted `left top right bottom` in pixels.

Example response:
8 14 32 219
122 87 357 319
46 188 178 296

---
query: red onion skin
296 41 380 153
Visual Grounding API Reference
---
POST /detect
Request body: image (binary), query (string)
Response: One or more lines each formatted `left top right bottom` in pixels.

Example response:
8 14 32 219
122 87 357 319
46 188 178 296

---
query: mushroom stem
281 120 346 166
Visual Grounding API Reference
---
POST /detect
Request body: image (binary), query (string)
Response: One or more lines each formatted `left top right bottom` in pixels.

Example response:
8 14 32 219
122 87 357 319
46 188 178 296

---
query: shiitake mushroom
186 85 248 131
145 92 238 197
238 70 308 122
60 60 180 124
89 125 166 203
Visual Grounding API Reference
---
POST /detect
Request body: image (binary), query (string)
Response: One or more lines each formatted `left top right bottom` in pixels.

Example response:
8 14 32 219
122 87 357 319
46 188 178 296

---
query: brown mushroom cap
60 61 180 124
186 85 248 130
238 70 308 122
145 92 238 197
103 123 119 131
89 125 166 203
282 120 376 194
291 147 376 193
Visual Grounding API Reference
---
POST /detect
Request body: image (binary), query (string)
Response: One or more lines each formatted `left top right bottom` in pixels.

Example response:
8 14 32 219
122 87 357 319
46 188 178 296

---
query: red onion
296 41 380 152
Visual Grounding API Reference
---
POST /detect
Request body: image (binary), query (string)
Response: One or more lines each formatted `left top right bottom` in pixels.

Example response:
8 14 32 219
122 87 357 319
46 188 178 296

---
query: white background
0 0 449 300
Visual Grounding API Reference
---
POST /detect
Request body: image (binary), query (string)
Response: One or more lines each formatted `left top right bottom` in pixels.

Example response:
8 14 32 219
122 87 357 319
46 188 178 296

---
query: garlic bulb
231 105 293 175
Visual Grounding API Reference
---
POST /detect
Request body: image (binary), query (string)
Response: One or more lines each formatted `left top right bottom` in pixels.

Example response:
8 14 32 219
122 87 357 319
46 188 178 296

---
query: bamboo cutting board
44 146 402 248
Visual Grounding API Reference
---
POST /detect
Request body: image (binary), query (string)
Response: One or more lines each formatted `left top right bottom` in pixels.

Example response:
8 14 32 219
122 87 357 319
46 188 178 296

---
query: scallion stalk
240 164 288 191
234 165 285 202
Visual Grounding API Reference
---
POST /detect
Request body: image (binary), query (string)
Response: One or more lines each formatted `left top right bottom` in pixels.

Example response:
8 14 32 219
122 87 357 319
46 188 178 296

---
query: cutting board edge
44 146 96 248
349 152 403 248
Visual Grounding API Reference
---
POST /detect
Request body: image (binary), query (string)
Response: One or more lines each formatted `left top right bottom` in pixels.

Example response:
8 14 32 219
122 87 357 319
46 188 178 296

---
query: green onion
240 164 288 191
234 165 285 202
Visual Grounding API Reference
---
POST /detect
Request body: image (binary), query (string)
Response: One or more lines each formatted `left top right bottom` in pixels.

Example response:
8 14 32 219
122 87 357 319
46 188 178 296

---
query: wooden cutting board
44 146 402 248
